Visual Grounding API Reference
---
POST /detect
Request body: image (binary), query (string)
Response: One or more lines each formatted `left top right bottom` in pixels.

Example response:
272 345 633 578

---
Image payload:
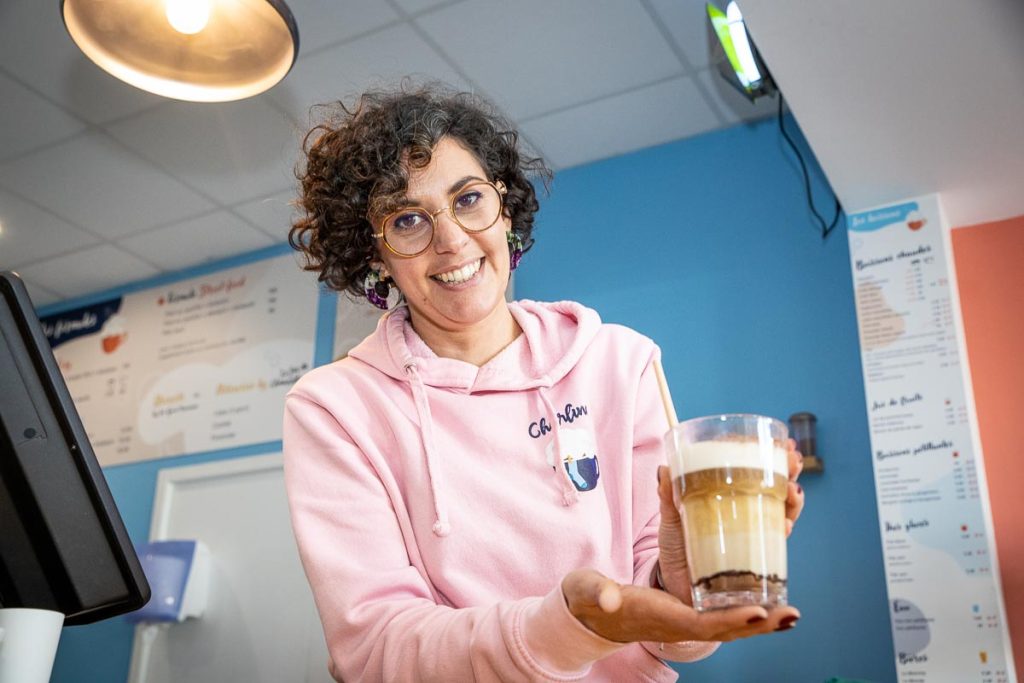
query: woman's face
374 136 512 337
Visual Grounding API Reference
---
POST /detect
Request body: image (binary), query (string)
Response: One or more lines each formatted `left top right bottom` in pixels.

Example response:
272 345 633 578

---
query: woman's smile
431 256 484 286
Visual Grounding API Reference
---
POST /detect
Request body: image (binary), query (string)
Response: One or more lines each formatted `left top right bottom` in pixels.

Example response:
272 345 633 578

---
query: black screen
0 271 149 625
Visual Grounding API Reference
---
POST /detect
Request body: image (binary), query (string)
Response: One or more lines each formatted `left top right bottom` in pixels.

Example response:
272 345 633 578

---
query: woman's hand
562 569 800 644
564 437 808 645
655 465 693 602
783 438 806 537
656 437 807 601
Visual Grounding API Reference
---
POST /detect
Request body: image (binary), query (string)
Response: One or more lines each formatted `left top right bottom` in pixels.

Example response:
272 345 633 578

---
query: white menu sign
848 195 1015 683
41 253 319 466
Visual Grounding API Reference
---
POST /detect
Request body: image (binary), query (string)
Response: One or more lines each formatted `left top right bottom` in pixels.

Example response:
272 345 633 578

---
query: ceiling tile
0 0 165 125
268 23 469 126
696 68 777 124
415 0 683 120
0 132 216 239
16 244 160 299
16 275 61 308
393 0 456 15
106 98 302 206
647 0 716 69
118 211 276 271
519 76 720 169
0 71 86 163
286 0 399 54
233 192 300 241
0 189 99 269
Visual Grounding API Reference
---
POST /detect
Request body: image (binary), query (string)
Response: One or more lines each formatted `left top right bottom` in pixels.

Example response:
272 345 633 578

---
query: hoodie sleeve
631 348 721 664
283 392 626 683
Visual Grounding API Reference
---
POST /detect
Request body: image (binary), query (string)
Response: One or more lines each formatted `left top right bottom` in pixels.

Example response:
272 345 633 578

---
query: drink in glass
665 414 789 611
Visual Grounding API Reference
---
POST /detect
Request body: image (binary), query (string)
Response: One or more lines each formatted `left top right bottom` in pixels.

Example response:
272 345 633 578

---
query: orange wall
952 215 1024 675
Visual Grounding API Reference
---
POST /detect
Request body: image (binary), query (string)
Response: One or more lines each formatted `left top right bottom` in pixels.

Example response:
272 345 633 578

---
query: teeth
436 259 481 284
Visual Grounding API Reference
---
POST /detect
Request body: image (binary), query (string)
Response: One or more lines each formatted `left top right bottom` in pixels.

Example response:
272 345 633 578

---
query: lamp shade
61 0 299 103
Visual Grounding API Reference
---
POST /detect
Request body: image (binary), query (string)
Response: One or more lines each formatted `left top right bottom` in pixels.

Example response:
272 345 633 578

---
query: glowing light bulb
165 0 211 35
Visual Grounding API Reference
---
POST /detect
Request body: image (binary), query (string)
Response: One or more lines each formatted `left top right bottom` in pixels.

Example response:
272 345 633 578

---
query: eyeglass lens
383 182 502 255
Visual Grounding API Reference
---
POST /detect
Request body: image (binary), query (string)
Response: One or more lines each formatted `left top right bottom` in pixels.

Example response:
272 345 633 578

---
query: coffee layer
678 467 788 586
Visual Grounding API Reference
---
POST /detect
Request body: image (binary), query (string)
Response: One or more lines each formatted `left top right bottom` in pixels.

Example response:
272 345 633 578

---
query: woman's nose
432 210 469 253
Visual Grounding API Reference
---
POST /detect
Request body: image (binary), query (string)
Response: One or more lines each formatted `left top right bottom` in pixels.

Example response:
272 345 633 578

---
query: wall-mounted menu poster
848 194 1014 683
40 253 319 466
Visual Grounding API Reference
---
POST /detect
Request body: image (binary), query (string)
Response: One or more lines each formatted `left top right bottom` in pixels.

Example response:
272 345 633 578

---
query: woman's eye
455 190 482 210
392 212 427 232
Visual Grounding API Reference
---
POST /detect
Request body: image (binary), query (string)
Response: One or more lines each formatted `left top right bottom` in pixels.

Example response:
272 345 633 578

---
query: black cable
777 94 842 239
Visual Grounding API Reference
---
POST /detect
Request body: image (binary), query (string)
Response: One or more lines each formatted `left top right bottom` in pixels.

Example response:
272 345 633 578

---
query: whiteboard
128 454 333 683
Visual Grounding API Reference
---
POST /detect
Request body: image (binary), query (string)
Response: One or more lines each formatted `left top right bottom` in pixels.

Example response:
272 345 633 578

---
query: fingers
785 479 804 537
786 438 804 482
693 605 802 642
657 466 680 522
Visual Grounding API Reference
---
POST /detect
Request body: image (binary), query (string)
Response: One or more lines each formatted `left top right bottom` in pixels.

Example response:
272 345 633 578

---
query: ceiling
740 0 1024 229
0 0 775 307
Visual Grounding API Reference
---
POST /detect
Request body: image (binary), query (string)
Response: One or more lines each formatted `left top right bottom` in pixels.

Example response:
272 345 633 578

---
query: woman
284 85 804 682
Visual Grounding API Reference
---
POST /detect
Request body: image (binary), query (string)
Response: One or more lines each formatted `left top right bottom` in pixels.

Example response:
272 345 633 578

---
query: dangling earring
507 231 524 271
363 268 392 310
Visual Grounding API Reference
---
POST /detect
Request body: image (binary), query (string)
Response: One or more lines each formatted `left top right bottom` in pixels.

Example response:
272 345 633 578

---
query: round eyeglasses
372 180 506 257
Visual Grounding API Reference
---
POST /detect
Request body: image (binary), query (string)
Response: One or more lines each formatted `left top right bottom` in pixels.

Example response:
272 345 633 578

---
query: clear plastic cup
665 414 789 611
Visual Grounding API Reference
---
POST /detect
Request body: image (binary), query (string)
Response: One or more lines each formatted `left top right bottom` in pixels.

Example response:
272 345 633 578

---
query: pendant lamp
61 0 299 103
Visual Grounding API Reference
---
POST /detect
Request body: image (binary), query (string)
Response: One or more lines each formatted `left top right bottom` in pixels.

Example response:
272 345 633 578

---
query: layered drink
666 415 789 611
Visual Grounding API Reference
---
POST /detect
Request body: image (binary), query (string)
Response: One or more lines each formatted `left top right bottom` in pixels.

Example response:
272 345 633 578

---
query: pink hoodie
283 300 719 682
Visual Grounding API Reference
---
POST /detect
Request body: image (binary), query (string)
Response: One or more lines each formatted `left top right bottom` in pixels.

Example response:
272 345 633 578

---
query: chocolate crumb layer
693 570 787 593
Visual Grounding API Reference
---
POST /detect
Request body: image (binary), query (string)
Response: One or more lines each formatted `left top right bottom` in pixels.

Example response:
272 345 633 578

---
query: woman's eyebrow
400 175 486 206
447 175 485 194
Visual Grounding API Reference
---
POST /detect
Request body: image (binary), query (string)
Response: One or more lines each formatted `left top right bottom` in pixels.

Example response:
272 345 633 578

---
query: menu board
40 253 319 466
848 195 1014 683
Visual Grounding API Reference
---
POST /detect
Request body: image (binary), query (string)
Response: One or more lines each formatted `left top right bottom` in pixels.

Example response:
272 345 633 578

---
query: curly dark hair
289 84 552 298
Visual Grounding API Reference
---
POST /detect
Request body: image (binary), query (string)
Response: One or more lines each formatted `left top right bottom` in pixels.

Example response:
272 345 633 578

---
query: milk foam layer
673 439 788 477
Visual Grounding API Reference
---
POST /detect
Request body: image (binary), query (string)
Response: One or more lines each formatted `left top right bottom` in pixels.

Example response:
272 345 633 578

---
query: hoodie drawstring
405 363 452 537
537 385 580 507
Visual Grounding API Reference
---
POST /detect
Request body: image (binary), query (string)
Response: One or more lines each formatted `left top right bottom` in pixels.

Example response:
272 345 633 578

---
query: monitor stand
0 608 64 683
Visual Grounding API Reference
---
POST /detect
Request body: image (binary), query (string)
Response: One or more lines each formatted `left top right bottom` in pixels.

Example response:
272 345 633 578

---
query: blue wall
48 117 897 683
516 117 896 682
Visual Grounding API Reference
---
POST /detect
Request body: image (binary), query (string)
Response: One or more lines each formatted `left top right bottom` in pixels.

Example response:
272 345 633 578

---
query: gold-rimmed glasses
372 180 506 257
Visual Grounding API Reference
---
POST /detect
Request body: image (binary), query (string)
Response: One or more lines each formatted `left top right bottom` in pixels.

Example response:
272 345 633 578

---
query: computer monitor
0 271 150 625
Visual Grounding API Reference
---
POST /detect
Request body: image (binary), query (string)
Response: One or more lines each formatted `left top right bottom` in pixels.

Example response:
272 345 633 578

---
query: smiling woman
282 83 805 683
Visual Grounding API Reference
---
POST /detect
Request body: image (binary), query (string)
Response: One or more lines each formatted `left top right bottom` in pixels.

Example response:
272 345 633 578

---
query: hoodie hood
347 300 603 536
348 300 602 393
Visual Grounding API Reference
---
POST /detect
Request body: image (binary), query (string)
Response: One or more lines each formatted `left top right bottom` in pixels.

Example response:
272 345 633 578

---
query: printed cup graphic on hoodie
546 427 601 492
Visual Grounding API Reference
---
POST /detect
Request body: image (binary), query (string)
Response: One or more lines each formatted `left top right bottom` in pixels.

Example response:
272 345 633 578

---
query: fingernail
797 484 803 495
746 615 766 624
775 616 799 631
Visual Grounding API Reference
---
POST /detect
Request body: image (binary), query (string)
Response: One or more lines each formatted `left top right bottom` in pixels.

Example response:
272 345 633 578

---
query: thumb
563 569 623 617
596 579 622 613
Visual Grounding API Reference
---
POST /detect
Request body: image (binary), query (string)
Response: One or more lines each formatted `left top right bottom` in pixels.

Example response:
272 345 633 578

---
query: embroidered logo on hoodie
545 427 601 492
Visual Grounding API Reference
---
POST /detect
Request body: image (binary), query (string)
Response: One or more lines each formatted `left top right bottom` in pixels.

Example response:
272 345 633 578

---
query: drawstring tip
432 520 451 537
